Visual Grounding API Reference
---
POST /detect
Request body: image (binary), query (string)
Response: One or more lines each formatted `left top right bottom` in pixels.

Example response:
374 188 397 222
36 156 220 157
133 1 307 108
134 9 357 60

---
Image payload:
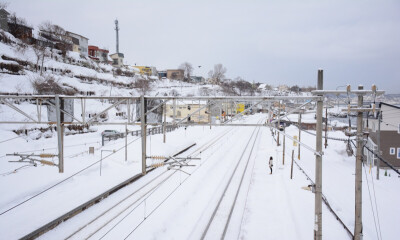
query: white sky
5 0 400 93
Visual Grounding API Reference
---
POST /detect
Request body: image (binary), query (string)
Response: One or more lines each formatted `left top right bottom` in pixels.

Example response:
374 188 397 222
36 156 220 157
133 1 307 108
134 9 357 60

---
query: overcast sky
6 0 400 93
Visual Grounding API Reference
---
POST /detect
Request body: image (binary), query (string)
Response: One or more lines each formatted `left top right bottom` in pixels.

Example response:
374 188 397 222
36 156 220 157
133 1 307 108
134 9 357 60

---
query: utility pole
125 122 127 162
314 69 323 240
298 113 301 160
376 110 381 180
163 102 167 143
291 149 294 179
173 98 176 124
282 128 285 165
55 95 64 173
141 95 147 175
325 107 328 148
354 85 364 240
277 101 281 146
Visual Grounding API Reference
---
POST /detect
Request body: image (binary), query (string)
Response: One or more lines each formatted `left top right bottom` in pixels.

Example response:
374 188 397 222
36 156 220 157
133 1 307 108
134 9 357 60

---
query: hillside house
7 21 33 41
166 102 208 123
158 70 167 79
134 66 158 76
88 45 109 63
167 69 184 81
0 8 9 32
364 102 400 168
110 53 124 67
67 31 89 57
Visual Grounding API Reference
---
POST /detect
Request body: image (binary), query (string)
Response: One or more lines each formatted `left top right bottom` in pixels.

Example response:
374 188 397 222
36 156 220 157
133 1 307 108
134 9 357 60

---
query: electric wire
66 125 236 239
363 161 380 240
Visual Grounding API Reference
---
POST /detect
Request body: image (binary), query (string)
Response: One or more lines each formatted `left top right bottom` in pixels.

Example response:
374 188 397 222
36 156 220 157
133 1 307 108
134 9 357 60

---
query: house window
398 148 400 159
390 148 395 155
398 124 400 134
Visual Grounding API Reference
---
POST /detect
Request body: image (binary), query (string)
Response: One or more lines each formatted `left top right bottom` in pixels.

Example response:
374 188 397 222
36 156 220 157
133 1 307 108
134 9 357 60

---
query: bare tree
134 78 152 95
178 62 193 81
0 2 9 10
38 21 71 57
208 64 227 85
264 84 273 90
32 44 48 75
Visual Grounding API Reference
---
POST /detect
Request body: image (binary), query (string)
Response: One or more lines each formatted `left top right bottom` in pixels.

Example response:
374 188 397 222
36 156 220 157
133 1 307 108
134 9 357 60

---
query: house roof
0 8 10 15
66 31 89 40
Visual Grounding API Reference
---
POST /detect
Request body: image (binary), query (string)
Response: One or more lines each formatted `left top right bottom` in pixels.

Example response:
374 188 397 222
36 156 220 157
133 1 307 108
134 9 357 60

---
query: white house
66 31 89 57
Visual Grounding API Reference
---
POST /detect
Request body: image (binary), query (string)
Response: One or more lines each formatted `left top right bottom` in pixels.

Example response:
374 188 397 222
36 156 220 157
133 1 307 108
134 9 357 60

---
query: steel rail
19 144 196 240
50 126 236 239
201 119 263 239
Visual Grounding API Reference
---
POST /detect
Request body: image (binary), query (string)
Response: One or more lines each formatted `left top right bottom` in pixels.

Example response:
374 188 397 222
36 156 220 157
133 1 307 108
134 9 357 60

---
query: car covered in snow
101 130 121 137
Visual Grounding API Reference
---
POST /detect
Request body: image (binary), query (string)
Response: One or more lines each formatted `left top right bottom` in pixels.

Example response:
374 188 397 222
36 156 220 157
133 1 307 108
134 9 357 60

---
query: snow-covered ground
1 114 398 239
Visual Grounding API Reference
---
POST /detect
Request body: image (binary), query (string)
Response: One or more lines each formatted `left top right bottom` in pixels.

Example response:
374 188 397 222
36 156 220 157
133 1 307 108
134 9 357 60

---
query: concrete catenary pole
314 69 323 240
125 122 127 162
141 95 147 175
163 102 167 143
283 128 285 165
376 111 381 180
277 101 281 146
298 113 301 160
55 95 64 173
354 85 364 240
325 107 328 148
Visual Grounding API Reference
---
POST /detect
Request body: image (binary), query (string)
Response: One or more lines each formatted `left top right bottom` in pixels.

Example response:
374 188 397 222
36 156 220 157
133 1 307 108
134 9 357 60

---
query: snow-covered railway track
34 126 236 240
201 120 262 240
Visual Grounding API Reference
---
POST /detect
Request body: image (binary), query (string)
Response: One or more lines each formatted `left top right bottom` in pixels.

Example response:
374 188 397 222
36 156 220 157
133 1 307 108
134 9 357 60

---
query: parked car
101 130 120 137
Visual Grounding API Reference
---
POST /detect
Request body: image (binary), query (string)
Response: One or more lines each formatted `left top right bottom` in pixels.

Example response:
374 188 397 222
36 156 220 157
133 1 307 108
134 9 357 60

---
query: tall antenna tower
115 19 119 53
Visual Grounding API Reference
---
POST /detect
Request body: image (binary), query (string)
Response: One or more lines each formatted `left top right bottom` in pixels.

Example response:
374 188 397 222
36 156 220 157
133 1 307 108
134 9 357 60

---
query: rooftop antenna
115 19 119 53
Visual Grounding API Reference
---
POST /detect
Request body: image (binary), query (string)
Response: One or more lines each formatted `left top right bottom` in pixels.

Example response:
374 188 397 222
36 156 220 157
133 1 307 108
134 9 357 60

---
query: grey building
0 8 9 32
364 102 400 168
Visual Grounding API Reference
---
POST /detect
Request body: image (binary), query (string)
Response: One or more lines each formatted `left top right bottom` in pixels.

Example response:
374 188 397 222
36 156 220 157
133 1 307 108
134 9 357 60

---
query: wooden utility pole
290 150 294 179
314 69 323 240
298 113 301 160
354 85 364 240
376 111 381 180
141 95 147 175
325 107 328 148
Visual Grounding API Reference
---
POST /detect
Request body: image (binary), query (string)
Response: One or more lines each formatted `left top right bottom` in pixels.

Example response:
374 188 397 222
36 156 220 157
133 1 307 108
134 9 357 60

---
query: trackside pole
163 102 166 143
141 95 147 175
55 95 64 173
354 85 364 240
298 113 301 160
282 128 285 165
314 69 323 240
125 122 127 162
290 150 294 179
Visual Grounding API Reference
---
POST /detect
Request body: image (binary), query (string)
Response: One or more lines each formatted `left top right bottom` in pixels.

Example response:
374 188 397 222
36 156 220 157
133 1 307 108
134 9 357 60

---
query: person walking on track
269 156 273 174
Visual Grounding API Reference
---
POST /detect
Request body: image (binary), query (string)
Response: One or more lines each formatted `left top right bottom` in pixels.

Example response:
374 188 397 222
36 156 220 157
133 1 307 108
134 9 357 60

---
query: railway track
200 119 263 240
34 125 238 240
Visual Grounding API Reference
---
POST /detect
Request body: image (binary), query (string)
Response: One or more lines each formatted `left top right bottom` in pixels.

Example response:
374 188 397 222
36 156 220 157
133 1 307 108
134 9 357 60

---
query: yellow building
133 66 152 75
